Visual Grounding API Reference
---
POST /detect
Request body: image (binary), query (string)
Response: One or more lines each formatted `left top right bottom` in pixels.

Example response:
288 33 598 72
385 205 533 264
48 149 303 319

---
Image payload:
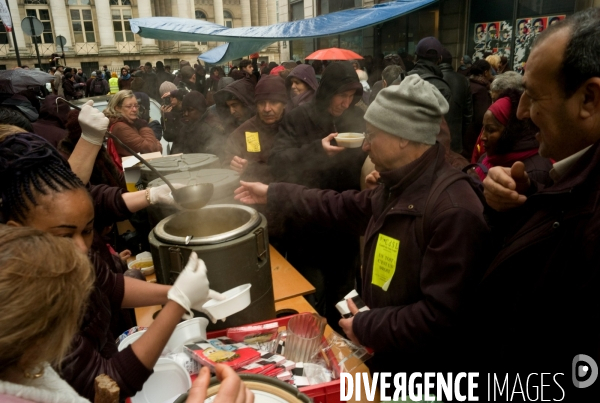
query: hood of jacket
38 94 69 126
286 64 319 94
314 61 363 110
214 77 256 114
408 59 444 79
438 62 454 73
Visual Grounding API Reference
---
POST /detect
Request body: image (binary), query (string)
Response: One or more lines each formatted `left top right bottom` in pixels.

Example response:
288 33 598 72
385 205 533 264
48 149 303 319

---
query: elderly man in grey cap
234 75 490 376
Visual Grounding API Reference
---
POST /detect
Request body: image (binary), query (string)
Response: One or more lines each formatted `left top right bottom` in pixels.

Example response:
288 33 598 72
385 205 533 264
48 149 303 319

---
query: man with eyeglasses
235 75 489 376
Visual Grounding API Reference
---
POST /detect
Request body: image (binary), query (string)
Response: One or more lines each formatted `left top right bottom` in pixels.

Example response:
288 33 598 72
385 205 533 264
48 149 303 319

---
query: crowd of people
0 7 599 402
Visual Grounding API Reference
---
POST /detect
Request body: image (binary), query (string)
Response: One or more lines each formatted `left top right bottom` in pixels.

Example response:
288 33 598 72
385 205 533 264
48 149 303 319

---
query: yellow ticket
371 233 400 291
245 132 261 152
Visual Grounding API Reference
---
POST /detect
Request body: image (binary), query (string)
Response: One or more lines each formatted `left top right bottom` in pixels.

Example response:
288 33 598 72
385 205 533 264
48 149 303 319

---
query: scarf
121 73 131 80
470 75 490 88
475 148 540 181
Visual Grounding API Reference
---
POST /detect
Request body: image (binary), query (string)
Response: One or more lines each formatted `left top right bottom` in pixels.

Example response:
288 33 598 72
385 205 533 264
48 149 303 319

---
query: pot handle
168 246 184 284
254 227 268 262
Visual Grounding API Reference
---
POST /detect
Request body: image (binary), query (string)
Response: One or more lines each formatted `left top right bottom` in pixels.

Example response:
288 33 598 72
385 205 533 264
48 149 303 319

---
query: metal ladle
57 97 214 210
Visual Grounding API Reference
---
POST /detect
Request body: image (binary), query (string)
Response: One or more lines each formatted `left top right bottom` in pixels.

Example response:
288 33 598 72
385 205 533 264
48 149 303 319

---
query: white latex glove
168 252 222 318
79 100 109 146
149 183 185 205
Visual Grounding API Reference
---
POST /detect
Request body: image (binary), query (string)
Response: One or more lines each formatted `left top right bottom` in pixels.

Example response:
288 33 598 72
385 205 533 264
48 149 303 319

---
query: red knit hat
488 97 512 126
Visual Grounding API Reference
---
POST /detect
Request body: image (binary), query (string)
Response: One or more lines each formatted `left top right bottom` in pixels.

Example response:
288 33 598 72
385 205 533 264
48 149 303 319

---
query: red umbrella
305 47 363 60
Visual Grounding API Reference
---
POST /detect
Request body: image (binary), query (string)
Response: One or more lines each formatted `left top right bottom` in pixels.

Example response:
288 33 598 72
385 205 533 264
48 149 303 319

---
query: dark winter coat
58 185 151 401
407 59 452 103
31 119 67 148
90 77 109 96
63 78 76 100
156 69 175 87
31 95 69 147
171 114 224 158
140 71 159 100
463 76 491 158
471 139 600 391
118 75 133 91
267 143 489 374
269 62 366 192
162 106 185 147
223 114 282 183
439 62 473 153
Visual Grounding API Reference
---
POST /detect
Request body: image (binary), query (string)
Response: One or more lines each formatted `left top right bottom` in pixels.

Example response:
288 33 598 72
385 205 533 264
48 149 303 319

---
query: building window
110 0 131 5
81 61 99 78
290 1 304 22
70 9 95 43
67 0 90 5
224 11 233 28
24 0 48 4
25 9 53 44
164 59 179 73
123 59 140 70
112 7 134 42
0 20 9 44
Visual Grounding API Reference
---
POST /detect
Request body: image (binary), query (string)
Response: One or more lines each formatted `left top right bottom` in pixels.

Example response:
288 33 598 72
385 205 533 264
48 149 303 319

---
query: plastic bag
315 331 373 379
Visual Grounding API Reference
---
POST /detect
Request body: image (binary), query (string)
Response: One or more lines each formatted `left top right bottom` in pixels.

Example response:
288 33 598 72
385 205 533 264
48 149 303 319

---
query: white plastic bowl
202 284 252 321
164 317 209 354
131 358 191 403
335 132 365 148
118 329 146 351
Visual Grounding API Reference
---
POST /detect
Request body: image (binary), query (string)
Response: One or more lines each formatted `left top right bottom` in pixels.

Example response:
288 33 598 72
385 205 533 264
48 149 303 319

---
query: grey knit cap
364 75 449 145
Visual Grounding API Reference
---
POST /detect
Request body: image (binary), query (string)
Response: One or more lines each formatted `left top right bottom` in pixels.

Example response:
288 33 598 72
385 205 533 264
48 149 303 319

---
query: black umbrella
0 69 55 94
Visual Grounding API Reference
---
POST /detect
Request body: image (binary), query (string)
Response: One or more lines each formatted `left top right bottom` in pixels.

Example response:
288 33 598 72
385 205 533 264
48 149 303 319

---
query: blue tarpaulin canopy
130 0 437 64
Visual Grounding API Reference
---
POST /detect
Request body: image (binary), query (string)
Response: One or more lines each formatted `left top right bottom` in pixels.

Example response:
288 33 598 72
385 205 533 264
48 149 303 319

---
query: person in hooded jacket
268 61 366 332
213 77 256 138
285 64 318 112
407 37 452 103
466 88 552 186
223 76 287 183
31 95 69 148
171 91 216 155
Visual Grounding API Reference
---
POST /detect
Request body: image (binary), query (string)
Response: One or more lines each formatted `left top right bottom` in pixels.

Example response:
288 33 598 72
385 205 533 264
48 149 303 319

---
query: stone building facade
0 0 281 73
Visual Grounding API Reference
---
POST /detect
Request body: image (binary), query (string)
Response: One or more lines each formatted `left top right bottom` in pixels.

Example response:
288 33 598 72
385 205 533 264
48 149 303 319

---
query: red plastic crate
206 313 343 403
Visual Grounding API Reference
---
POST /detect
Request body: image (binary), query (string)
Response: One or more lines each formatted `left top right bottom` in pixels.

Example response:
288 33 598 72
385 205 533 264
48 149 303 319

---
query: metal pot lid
147 169 240 201
153 204 261 245
140 153 219 172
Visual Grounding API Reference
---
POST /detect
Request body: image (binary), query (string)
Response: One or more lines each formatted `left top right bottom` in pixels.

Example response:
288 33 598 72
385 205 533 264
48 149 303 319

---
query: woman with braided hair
0 104 223 401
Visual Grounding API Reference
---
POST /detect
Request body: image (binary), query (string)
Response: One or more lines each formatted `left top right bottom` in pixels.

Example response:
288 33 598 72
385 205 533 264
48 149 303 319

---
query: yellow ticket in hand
371 233 400 291
245 132 261 152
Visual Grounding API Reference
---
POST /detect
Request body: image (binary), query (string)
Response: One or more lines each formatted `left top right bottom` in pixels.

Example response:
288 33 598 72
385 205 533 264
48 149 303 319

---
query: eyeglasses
122 104 140 110
364 131 376 143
